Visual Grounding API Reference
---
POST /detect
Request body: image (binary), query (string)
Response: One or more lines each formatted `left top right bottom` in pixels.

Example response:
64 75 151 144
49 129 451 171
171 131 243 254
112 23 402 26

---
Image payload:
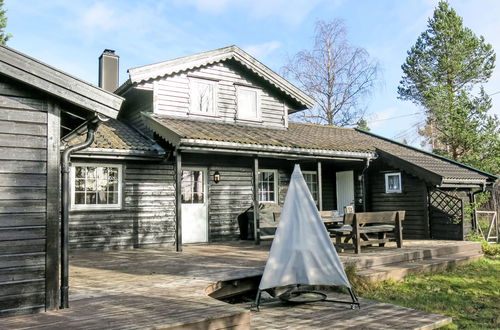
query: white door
336 171 355 215
181 168 208 243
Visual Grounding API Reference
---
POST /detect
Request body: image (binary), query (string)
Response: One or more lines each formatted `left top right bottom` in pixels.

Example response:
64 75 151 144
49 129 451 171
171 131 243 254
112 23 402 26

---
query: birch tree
283 19 379 126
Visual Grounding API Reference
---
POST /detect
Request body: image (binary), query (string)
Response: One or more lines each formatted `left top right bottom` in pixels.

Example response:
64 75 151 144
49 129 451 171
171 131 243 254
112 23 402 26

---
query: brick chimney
98 49 119 92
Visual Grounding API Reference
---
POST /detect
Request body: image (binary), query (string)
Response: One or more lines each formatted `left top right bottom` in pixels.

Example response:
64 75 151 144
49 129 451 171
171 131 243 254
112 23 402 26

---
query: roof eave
357 128 498 181
0 45 123 119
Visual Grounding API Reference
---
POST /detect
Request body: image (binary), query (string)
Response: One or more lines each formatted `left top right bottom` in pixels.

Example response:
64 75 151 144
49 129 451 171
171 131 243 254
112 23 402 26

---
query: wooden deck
0 240 476 329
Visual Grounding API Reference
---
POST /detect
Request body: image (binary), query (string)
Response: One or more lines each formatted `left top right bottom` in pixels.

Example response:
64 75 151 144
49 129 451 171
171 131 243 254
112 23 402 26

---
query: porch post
317 161 323 211
175 148 182 252
253 157 260 245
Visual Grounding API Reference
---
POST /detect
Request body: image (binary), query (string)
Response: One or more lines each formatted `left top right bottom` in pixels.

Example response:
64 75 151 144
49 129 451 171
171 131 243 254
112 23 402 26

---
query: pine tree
398 1 499 174
356 118 370 131
0 0 11 45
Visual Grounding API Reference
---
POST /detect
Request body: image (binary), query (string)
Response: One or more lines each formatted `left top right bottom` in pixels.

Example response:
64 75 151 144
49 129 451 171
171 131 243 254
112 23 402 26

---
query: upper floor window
259 169 277 203
237 86 260 121
385 172 402 193
302 171 318 203
71 164 123 210
190 78 217 115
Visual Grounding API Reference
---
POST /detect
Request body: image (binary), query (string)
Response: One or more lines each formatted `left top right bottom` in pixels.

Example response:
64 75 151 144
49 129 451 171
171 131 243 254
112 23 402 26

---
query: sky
4 0 500 146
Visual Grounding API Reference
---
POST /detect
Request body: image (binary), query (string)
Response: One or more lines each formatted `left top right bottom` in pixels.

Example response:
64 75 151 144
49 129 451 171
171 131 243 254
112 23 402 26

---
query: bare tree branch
284 19 379 126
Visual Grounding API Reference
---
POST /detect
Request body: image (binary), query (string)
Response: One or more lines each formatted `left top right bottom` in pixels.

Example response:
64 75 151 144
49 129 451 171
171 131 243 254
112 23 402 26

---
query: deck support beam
253 157 260 245
175 148 183 252
317 161 323 211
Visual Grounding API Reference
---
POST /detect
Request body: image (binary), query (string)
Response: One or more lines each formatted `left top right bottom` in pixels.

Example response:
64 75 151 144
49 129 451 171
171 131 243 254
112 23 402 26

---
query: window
71 164 122 209
385 172 402 193
181 170 205 204
237 86 260 120
190 78 216 115
259 170 277 203
302 171 318 203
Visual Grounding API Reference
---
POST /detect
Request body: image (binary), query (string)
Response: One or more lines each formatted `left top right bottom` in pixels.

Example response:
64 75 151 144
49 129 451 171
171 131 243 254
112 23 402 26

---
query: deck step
342 241 483 269
356 250 483 282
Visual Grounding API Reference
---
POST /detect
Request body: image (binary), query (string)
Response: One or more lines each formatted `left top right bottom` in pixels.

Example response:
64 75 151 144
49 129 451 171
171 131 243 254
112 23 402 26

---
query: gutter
180 139 376 160
60 117 104 309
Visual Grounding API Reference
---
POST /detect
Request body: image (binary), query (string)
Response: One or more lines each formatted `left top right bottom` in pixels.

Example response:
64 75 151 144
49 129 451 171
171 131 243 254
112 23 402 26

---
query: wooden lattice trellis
429 189 464 222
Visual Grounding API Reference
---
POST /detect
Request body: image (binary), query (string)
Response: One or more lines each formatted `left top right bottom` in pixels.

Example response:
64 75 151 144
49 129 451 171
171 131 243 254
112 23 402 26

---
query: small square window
237 86 260 121
385 172 402 193
190 78 216 115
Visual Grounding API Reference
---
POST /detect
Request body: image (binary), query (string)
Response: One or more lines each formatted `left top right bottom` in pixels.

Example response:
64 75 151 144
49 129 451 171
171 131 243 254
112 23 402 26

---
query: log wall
137 61 289 129
69 160 176 250
0 79 48 316
366 160 430 239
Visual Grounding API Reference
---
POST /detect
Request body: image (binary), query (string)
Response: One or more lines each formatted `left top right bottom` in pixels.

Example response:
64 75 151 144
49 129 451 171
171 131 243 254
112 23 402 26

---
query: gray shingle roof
151 116 374 153
146 115 495 183
70 119 160 153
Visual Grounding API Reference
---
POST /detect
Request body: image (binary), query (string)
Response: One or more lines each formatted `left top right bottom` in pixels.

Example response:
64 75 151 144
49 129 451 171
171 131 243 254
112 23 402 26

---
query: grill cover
259 164 351 290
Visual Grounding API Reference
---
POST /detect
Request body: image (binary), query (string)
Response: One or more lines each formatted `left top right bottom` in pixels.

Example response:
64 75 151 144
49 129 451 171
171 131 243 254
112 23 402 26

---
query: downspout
60 120 100 309
471 182 487 232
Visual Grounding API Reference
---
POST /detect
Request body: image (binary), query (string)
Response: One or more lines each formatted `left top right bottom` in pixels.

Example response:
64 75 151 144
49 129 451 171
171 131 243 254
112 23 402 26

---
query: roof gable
0 46 123 118
126 45 314 110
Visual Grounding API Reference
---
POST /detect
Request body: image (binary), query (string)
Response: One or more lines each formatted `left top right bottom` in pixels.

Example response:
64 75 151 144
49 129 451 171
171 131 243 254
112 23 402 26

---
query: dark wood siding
69 161 176 250
0 79 47 316
366 160 430 239
208 166 253 241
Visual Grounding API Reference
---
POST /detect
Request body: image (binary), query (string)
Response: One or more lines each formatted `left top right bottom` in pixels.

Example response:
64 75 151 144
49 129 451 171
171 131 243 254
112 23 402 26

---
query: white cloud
368 107 397 130
80 2 118 31
244 41 282 59
180 0 341 26
180 0 232 14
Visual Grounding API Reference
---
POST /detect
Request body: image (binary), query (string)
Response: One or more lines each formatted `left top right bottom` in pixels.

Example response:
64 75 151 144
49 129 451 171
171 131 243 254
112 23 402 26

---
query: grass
354 252 500 329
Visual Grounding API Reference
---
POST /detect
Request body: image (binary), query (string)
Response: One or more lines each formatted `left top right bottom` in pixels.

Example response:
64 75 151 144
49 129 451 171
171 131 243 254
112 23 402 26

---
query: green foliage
355 118 370 131
467 234 500 258
464 191 491 223
398 0 499 174
0 0 11 45
358 258 500 329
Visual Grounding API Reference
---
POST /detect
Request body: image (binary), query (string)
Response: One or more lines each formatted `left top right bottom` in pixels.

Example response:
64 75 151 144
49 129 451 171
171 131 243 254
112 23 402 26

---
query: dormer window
237 86 260 121
190 78 217 115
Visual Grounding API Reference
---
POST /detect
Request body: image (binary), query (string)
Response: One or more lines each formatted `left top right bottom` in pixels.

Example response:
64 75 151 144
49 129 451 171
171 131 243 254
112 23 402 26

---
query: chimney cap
101 49 118 57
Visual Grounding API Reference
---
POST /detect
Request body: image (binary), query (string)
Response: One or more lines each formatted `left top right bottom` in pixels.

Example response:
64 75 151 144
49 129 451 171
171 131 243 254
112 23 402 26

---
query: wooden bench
270 211 343 241
331 211 405 254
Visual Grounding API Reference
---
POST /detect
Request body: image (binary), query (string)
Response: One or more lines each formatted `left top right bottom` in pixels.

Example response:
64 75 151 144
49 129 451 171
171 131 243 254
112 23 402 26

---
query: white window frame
236 85 261 121
70 163 123 210
258 169 278 203
385 172 402 193
302 171 318 203
189 77 217 116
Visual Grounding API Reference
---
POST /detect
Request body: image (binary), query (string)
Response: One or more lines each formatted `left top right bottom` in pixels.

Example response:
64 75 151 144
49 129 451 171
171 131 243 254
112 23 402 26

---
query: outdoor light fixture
213 171 221 183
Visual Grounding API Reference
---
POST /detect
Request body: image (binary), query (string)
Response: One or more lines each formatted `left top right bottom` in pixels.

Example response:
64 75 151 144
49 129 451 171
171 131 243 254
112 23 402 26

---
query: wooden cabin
0 45 496 317
66 46 496 251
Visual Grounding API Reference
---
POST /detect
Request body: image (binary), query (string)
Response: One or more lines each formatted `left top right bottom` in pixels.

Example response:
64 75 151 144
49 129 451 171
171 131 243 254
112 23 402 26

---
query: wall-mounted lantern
213 171 221 184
